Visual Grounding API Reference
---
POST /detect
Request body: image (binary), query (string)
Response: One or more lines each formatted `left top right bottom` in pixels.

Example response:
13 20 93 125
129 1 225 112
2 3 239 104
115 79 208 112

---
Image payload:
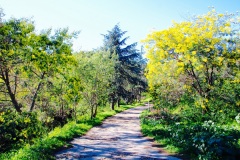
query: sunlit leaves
143 10 240 111
0 17 79 112
75 51 116 118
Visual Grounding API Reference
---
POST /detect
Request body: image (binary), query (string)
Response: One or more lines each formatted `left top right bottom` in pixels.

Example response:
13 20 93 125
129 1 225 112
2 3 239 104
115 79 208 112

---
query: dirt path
55 105 181 160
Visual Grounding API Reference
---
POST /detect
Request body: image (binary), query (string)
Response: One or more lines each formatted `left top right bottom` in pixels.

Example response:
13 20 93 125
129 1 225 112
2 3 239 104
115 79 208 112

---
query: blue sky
0 0 239 51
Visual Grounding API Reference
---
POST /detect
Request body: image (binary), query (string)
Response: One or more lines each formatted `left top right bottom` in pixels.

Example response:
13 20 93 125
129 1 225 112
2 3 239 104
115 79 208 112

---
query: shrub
0 110 45 152
141 111 240 160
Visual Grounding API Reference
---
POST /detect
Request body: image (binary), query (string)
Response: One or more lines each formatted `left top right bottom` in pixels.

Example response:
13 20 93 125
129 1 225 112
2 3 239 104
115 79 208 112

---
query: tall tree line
0 13 146 119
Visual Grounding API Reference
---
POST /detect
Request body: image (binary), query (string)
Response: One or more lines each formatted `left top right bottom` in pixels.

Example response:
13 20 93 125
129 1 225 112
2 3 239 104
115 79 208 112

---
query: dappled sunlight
56 105 180 159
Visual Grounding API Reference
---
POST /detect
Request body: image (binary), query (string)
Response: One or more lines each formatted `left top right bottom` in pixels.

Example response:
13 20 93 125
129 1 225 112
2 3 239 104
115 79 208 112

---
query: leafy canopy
143 10 240 110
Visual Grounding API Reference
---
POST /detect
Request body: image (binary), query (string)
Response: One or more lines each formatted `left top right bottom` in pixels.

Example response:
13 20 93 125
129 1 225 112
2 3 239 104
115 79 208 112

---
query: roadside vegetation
141 10 240 160
1 103 141 160
0 9 146 159
1 6 240 160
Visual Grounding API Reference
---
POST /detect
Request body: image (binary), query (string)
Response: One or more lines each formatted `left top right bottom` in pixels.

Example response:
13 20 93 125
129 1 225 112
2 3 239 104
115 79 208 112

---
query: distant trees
102 24 147 110
75 51 115 119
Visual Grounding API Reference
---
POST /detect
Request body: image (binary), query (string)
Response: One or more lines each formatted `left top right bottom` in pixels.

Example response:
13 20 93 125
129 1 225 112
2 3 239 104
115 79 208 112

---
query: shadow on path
55 105 181 160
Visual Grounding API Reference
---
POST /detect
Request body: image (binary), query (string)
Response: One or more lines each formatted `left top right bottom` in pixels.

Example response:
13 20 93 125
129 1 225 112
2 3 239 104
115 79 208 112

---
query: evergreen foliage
102 24 147 109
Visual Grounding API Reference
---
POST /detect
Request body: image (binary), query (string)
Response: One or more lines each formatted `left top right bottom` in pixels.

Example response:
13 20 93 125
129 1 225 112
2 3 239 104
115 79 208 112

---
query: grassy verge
141 92 152 103
140 110 181 154
0 104 139 160
140 108 240 160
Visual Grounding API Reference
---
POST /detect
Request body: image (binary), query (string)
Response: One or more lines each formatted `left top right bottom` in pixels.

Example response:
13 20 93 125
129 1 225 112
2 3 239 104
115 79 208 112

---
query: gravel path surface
55 105 181 160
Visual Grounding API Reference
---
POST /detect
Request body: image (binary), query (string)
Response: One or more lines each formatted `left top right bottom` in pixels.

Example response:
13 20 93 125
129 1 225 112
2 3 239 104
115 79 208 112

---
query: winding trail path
55 105 181 160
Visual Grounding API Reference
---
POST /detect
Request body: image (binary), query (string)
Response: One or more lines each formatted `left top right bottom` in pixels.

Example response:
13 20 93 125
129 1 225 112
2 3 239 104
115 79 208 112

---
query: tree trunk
110 99 115 110
138 90 141 102
93 104 98 118
29 82 42 112
117 98 120 107
8 88 21 112
90 104 94 119
29 73 45 112
2 70 21 112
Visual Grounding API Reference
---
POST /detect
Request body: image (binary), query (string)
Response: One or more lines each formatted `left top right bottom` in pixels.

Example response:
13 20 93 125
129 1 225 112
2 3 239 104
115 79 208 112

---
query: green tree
0 17 78 113
102 24 146 110
75 51 115 119
24 28 78 112
0 18 35 112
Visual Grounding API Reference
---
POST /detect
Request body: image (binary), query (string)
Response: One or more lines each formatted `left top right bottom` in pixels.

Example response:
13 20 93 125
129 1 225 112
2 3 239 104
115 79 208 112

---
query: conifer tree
102 24 146 110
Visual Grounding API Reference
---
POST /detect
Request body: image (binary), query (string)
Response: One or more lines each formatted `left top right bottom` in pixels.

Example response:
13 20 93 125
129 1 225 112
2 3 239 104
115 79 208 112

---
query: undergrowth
0 104 138 160
141 108 240 160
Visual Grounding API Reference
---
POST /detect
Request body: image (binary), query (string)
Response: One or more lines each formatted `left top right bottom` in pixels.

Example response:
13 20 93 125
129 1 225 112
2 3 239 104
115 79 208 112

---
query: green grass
141 92 152 103
140 108 240 160
0 103 139 160
140 111 180 154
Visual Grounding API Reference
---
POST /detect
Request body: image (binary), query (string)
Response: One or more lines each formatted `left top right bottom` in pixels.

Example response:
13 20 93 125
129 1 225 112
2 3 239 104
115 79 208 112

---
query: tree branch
29 72 45 112
187 61 204 97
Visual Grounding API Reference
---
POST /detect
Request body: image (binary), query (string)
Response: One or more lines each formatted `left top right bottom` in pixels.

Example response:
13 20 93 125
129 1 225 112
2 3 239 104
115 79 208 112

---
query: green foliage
0 18 35 112
236 113 240 124
0 16 79 115
74 51 116 118
0 110 44 152
143 93 240 159
141 110 240 160
144 10 240 114
0 103 137 160
142 11 240 159
102 24 147 109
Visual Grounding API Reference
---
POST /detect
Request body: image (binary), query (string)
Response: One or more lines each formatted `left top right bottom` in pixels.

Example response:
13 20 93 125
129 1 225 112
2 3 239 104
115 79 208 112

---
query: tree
0 18 35 112
143 10 240 113
0 8 4 25
24 28 78 112
75 51 115 119
102 24 147 110
0 17 78 113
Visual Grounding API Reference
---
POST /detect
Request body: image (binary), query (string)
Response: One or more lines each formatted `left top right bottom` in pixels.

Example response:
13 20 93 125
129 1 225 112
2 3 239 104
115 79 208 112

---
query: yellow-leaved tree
143 10 240 113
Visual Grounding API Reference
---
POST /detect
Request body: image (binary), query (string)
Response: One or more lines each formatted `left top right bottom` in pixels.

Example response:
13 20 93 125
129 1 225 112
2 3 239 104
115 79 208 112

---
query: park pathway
55 105 181 160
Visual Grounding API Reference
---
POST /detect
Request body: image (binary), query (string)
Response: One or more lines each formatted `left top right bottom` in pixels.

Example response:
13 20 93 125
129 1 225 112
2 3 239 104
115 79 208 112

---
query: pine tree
102 24 146 110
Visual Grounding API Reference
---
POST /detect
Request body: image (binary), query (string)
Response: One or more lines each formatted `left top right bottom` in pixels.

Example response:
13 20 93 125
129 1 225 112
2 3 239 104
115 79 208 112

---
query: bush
0 110 45 152
169 121 240 159
0 103 138 159
141 111 240 160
